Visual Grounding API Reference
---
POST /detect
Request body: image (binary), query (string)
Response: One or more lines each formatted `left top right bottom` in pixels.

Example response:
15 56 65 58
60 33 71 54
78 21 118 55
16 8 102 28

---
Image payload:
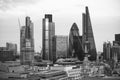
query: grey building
0 43 16 62
53 35 68 62
20 16 34 65
82 6 97 61
42 14 55 61
69 23 84 60
6 43 17 55
103 42 112 60
112 34 120 61
115 34 120 45
111 45 120 62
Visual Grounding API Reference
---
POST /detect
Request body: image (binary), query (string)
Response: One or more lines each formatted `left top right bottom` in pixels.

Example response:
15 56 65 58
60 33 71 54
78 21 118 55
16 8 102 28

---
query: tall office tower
103 42 112 60
20 16 34 65
69 23 84 60
115 34 120 45
53 35 68 62
82 6 97 61
42 14 55 61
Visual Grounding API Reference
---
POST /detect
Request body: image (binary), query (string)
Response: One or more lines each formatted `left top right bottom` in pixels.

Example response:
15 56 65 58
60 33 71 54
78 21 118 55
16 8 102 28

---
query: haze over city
0 0 120 52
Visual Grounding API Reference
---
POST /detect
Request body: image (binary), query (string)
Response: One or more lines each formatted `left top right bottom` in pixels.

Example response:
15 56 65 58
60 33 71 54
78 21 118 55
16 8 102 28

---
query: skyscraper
82 6 97 61
69 23 84 60
42 14 55 61
20 16 34 65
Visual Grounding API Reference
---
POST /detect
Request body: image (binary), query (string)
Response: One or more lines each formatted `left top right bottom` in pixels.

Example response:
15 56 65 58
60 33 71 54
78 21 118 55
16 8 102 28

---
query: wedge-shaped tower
82 7 97 61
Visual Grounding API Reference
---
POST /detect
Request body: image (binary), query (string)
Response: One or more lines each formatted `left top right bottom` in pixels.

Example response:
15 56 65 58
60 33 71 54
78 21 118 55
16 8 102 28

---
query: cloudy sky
0 0 120 52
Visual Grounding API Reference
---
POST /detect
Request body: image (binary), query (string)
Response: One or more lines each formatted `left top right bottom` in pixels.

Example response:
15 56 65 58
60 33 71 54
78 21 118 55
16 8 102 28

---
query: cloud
0 0 40 11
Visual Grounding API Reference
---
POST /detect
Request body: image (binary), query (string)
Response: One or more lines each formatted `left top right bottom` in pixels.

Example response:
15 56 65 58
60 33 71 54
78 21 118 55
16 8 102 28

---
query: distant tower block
82 6 97 61
20 16 34 65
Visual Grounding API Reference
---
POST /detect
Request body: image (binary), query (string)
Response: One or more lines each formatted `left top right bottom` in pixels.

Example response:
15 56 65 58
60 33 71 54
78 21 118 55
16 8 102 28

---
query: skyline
0 0 120 52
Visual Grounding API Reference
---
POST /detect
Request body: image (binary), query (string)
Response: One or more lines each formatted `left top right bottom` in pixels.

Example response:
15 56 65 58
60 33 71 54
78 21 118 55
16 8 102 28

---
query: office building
82 6 97 61
103 42 112 60
0 43 17 62
69 23 84 60
6 43 17 55
115 34 120 45
53 35 68 62
112 34 120 61
20 16 34 65
111 45 120 62
0 47 15 62
42 14 55 61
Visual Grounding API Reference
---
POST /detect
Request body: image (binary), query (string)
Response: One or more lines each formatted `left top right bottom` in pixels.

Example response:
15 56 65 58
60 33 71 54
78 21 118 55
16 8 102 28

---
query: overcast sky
0 0 120 52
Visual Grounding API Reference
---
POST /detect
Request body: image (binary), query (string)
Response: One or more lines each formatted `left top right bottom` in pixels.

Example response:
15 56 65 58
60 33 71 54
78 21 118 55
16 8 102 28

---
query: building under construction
20 16 34 65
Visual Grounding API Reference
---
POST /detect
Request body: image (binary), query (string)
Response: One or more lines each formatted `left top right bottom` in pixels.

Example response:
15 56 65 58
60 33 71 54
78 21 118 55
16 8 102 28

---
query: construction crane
18 18 21 30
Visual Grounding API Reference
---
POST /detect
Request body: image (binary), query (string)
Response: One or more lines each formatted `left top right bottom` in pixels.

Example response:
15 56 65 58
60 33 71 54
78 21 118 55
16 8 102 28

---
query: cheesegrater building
82 6 97 61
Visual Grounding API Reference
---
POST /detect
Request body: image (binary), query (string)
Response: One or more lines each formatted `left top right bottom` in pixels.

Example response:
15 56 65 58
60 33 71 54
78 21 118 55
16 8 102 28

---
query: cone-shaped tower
69 23 84 60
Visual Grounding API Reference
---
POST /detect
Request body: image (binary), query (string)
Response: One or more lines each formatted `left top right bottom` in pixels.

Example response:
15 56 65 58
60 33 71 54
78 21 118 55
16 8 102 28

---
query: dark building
0 47 15 62
111 45 120 62
53 35 68 62
103 42 112 60
0 51 15 62
69 23 84 61
20 16 34 65
111 34 120 61
45 14 52 22
115 34 120 45
82 6 97 61
42 14 55 61
103 34 120 62
6 43 17 55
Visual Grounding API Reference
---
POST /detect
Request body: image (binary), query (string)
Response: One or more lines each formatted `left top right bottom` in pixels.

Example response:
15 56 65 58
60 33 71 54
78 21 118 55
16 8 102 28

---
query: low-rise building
51 65 83 79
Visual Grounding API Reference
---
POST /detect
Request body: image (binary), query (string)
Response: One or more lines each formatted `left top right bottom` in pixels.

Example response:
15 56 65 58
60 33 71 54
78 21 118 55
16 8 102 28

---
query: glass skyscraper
69 23 84 60
82 7 97 61
42 14 55 61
